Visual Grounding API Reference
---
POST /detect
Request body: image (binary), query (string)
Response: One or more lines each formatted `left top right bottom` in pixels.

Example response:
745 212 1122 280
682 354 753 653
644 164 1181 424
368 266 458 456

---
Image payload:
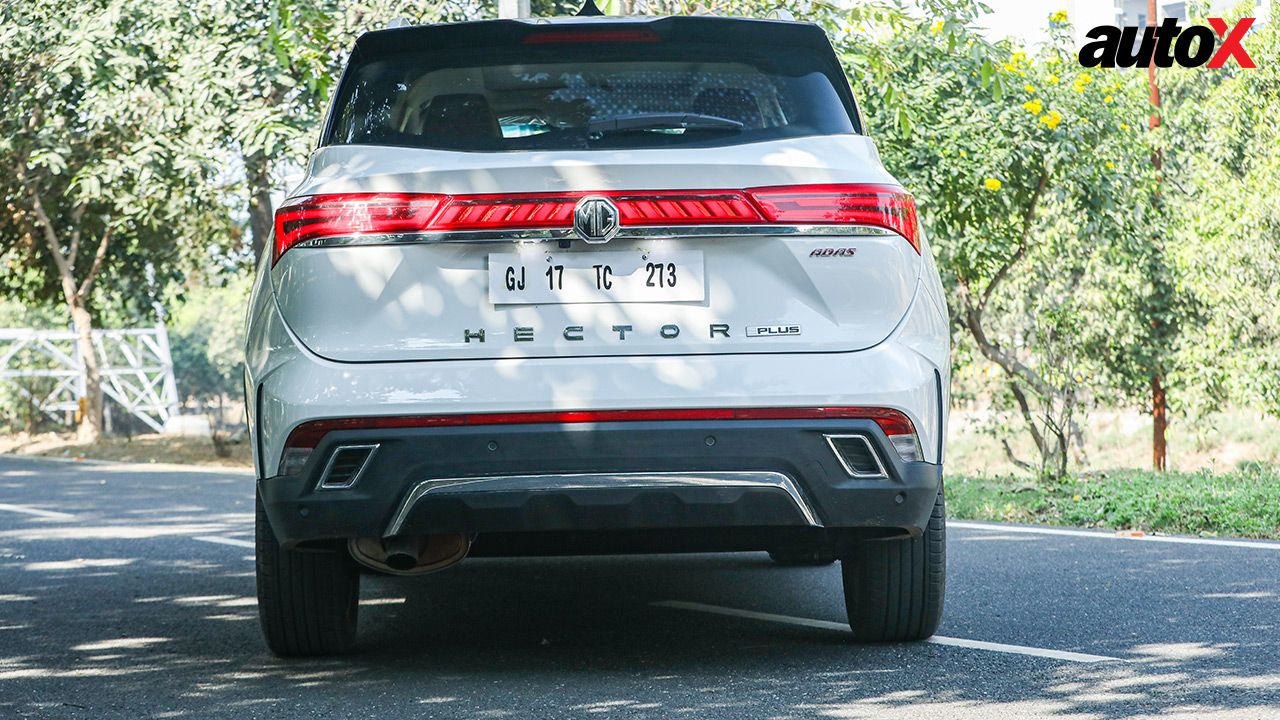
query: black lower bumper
258 419 942 547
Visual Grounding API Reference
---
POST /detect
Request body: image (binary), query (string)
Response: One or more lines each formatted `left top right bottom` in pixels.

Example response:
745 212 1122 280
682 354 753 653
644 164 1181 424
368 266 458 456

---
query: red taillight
616 193 762 225
271 190 764 263
273 193 446 264
430 195 576 231
522 29 662 44
427 191 761 231
270 184 921 264
747 184 921 253
282 406 917 452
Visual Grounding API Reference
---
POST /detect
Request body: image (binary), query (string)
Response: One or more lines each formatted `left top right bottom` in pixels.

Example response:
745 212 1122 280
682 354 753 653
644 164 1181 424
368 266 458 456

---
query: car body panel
245 273 947 478
272 138 921 362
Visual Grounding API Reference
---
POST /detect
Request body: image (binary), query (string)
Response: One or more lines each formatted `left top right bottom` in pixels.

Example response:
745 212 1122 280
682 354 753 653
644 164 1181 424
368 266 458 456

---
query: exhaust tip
384 552 418 572
349 534 470 576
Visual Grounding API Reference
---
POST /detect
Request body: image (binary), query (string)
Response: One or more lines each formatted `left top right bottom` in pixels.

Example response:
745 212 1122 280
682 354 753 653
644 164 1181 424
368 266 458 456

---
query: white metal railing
0 326 180 433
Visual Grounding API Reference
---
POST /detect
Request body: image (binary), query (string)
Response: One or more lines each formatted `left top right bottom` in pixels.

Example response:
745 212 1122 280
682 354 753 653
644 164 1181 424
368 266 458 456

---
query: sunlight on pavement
73 637 171 651
1129 642 1233 662
23 558 136 571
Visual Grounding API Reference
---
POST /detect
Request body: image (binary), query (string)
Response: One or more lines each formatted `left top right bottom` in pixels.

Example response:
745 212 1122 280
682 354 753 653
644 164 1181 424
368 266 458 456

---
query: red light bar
522 29 661 44
273 193 446 264
428 191 761 231
616 193 761 225
272 190 764 262
283 407 917 450
747 184 921 253
271 185 921 264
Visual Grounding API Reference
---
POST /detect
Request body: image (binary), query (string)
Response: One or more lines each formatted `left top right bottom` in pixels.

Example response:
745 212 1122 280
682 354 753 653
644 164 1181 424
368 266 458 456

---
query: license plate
488 250 705 304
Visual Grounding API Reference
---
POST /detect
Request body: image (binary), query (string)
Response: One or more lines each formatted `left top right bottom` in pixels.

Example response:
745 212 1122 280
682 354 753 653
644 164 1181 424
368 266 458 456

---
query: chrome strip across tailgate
297 224 893 249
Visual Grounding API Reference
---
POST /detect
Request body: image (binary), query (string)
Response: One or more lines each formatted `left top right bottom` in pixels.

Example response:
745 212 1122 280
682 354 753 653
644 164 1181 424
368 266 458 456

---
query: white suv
245 13 950 656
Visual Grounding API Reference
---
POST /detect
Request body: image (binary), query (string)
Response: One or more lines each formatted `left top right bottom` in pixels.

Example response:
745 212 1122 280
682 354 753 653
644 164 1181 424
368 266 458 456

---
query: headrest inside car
415 94 501 147
692 88 763 129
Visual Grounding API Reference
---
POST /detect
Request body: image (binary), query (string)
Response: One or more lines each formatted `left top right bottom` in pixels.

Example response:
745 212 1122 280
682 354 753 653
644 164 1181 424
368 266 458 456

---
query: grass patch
0 432 252 469
949 466 1280 539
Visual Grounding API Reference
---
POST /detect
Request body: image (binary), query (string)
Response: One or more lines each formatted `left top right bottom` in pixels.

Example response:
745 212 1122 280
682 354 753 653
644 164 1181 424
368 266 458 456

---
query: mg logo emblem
573 196 620 244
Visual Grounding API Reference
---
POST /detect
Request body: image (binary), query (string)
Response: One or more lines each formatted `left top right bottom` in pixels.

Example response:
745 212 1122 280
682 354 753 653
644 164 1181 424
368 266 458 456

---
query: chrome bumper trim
385 470 820 535
315 443 379 491
823 434 888 478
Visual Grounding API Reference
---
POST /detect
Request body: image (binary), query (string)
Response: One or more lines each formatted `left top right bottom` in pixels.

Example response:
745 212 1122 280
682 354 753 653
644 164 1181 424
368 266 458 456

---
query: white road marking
923 635 1120 663
0 503 76 521
653 600 1121 664
192 535 255 549
950 521 1280 550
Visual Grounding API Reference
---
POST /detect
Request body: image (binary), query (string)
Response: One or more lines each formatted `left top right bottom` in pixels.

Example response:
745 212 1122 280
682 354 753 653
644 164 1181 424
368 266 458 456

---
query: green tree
193 0 490 261
168 277 253 405
1162 12 1280 418
0 0 232 441
831 2 1163 476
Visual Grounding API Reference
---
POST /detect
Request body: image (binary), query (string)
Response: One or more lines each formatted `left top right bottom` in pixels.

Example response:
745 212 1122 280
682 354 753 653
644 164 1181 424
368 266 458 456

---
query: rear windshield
326 40 858 152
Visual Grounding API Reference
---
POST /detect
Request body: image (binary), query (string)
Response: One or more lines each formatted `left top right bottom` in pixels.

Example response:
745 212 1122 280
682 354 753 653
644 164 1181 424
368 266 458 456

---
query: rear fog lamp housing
889 434 923 463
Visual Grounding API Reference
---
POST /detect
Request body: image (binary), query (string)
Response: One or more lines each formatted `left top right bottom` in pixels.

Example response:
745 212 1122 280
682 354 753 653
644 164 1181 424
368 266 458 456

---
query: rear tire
840 487 946 641
767 547 837 566
256 493 359 656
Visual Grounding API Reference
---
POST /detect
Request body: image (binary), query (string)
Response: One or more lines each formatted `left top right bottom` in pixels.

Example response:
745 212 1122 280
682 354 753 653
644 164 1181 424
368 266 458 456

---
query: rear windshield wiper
587 113 744 134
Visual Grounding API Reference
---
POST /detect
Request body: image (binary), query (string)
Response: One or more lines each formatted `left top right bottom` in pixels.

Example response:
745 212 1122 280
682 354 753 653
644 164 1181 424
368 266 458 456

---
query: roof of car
353 15 833 58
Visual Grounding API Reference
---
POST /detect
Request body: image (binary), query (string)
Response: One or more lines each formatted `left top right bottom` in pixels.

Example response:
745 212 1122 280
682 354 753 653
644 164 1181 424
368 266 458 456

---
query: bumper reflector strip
283 406 916 451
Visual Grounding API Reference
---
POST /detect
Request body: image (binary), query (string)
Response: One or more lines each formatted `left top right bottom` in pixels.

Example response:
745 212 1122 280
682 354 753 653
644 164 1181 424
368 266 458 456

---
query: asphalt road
0 454 1277 719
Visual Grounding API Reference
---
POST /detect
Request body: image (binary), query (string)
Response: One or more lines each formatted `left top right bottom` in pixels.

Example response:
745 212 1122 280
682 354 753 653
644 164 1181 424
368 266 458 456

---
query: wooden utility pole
1147 0 1168 471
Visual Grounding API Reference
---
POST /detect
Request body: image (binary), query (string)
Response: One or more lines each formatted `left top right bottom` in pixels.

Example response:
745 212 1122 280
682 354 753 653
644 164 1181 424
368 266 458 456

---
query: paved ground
0 454 1277 719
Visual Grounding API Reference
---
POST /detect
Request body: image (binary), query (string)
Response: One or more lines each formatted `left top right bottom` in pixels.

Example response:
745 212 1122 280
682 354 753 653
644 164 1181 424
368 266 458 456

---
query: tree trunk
1152 374 1167 471
245 151 275 261
18 163 111 443
68 299 102 442
41 216 107 443
1146 0 1167 472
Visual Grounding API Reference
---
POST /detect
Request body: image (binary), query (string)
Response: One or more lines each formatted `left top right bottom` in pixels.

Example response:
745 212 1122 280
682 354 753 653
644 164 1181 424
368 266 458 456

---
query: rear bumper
257 419 942 546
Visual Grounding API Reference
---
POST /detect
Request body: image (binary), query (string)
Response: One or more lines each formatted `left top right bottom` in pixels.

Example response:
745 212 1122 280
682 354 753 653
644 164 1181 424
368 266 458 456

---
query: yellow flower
1120 122 1129 130
1106 161 1115 169
1104 94 1114 103
959 150 967 157
1023 98 1043 114
1024 83 1037 93
983 177 1002 191
1050 9 1068 23
1040 110 1063 129
1046 73 1059 84
930 20 944 35
1079 72 1092 84
1072 494 1082 501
